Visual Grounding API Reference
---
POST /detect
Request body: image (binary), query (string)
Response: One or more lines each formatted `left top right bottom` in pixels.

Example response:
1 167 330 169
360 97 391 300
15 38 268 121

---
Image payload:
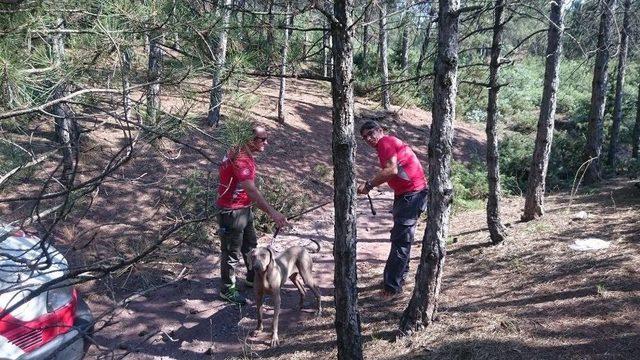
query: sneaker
220 287 247 305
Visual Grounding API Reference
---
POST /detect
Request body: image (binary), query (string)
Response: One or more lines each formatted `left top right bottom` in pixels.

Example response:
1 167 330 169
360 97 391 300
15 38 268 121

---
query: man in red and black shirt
357 120 428 298
217 125 289 305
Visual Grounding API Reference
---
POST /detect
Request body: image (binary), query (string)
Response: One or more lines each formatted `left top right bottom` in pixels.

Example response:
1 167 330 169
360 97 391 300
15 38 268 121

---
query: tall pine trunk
485 0 507 245
634 82 640 158
379 0 391 110
607 0 631 168
415 8 433 84
331 1 363 358
121 46 133 123
362 8 371 74
400 0 459 333
207 0 231 126
583 0 617 184
400 3 410 74
147 31 162 124
277 1 291 123
51 16 77 186
522 0 567 220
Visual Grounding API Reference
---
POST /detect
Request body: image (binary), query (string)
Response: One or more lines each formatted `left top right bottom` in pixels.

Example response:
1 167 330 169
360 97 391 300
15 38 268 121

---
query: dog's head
249 246 273 273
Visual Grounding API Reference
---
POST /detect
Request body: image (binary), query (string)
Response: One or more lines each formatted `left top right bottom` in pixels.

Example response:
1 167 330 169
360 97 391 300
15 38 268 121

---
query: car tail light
46 285 73 312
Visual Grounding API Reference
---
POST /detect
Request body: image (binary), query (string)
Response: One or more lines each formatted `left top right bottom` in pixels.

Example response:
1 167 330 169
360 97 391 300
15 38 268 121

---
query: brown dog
248 240 322 347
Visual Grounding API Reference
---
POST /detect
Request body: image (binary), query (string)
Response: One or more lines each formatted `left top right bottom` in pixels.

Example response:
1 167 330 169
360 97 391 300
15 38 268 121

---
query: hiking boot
220 286 247 305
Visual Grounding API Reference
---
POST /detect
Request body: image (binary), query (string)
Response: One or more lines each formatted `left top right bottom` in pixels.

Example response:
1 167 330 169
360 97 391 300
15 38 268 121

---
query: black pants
383 189 428 294
217 207 257 291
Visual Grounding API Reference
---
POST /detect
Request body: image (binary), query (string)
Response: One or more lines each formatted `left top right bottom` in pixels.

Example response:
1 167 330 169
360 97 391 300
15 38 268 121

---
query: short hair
359 120 381 135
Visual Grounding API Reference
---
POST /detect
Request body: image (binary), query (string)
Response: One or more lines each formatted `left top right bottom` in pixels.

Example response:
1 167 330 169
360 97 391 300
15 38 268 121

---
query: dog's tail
305 239 321 254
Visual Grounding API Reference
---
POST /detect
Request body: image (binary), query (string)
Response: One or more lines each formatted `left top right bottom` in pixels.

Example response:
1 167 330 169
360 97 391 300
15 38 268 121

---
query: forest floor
3 78 638 359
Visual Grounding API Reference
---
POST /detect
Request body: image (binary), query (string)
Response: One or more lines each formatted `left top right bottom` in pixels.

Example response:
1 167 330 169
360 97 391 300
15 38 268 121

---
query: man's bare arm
240 179 289 228
358 156 398 194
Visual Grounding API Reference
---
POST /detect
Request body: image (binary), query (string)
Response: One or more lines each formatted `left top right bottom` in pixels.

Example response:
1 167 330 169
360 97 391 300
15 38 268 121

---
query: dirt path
81 79 640 359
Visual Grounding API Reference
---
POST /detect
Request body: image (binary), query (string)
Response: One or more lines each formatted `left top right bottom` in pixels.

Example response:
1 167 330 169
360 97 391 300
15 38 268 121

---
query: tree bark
522 0 567 221
607 0 630 168
634 82 640 159
266 0 275 70
323 0 333 78
277 1 291 123
331 1 363 359
147 31 162 124
400 0 459 333
121 46 133 123
400 2 410 73
379 0 391 110
485 0 507 245
362 7 371 74
582 0 617 184
207 0 231 126
415 7 433 84
50 16 77 186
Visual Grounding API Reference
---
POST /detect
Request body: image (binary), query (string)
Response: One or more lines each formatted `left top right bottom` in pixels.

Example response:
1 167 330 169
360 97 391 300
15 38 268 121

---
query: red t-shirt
216 151 256 209
376 135 427 195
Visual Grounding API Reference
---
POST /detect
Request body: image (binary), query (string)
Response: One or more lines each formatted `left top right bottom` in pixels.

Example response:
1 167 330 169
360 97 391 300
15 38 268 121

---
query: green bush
451 160 488 212
547 130 587 190
253 176 311 234
499 132 534 195
173 170 218 248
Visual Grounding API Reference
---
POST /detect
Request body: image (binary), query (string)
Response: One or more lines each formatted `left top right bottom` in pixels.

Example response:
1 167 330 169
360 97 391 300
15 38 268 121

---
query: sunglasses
254 136 268 142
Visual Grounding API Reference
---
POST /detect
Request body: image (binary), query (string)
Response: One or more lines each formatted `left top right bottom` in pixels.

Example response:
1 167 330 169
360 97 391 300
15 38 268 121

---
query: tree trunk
362 8 371 74
485 0 507 245
522 0 567 220
400 2 410 74
331 1 363 359
607 0 630 168
634 82 640 159
277 1 291 123
121 47 133 123
266 0 275 71
379 0 391 110
583 0 617 184
415 8 433 84
323 0 333 78
147 31 162 124
50 16 77 186
207 0 231 126
399 0 459 333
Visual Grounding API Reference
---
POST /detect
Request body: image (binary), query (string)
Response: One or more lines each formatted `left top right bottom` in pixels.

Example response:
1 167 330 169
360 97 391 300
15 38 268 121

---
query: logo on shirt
242 168 251 176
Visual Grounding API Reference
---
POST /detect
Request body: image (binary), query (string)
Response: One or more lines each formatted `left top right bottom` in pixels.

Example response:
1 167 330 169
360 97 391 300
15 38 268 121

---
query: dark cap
359 120 381 135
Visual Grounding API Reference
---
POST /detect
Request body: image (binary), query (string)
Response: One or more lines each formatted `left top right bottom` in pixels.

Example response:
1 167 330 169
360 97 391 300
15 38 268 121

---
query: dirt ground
3 78 639 359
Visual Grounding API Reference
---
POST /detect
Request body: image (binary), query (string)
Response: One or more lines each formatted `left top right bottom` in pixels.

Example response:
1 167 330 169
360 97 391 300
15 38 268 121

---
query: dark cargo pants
217 207 257 291
383 189 428 294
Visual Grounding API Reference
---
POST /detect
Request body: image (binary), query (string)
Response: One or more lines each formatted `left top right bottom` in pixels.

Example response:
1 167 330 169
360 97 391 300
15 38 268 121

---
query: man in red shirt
357 120 428 298
217 124 289 305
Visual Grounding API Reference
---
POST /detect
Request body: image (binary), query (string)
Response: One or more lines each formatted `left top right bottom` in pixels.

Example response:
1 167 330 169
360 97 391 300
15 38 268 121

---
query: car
0 224 93 360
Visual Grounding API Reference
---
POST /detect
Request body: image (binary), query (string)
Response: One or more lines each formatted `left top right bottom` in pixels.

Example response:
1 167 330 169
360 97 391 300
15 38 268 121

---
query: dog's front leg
252 289 264 336
270 292 281 347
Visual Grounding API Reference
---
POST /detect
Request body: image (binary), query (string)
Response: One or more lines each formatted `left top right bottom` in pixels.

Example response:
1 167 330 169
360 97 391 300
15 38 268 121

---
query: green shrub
499 132 534 195
173 170 217 248
547 130 587 190
0 141 30 184
451 160 488 212
253 176 311 234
